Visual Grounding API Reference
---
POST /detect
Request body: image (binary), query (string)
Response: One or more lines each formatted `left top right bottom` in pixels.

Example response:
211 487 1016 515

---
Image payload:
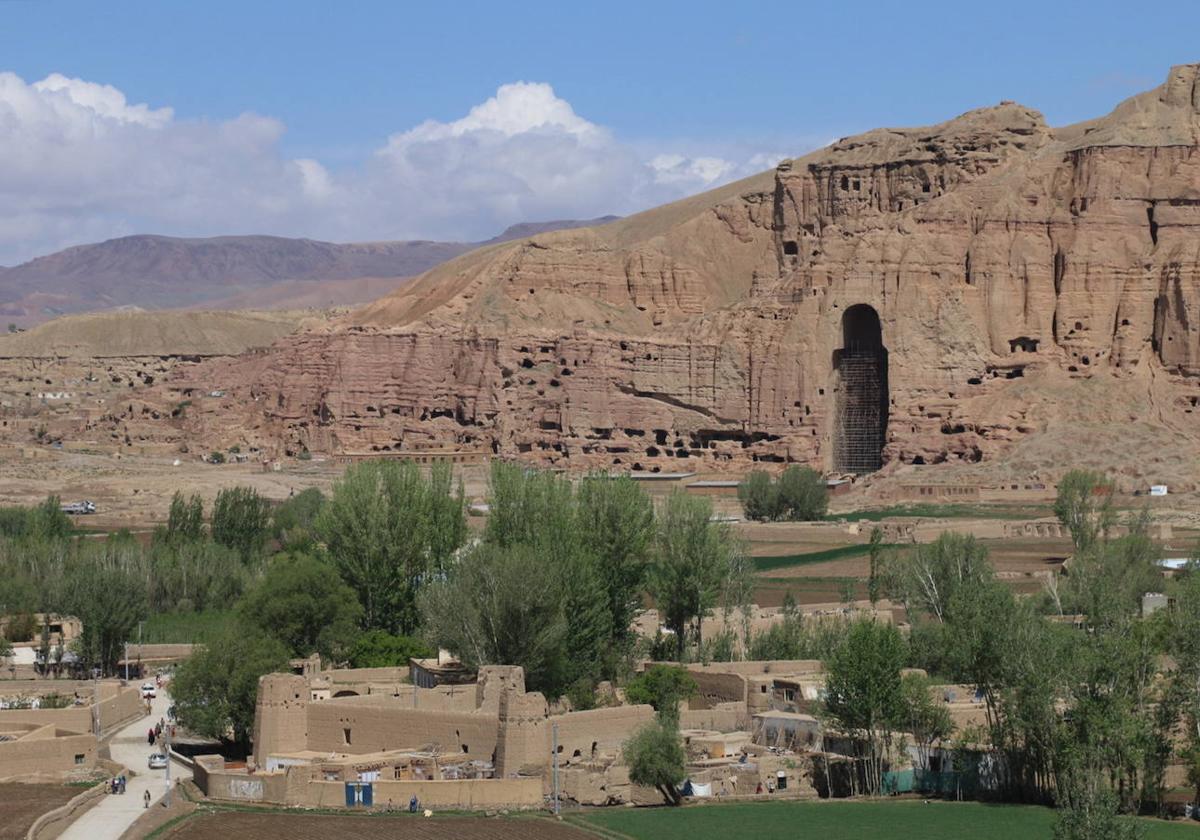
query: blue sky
0 0 1196 262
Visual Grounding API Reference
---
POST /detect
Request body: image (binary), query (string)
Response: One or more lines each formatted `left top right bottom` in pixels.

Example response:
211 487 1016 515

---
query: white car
148 753 168 770
141 683 156 698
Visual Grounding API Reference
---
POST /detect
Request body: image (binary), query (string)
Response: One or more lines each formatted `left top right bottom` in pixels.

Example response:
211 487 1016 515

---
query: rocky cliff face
171 66 1200 483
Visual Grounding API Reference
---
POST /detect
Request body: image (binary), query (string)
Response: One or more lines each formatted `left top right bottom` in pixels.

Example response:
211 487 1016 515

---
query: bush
271 488 325 551
777 466 828 520
0 496 72 541
209 451 226 464
3 611 38 643
738 471 778 521
346 630 432 668
737 466 827 521
238 553 362 661
625 664 698 720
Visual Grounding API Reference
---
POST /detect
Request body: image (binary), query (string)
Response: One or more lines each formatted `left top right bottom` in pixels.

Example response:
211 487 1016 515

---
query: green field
751 543 899 573
825 503 1044 522
575 800 1199 840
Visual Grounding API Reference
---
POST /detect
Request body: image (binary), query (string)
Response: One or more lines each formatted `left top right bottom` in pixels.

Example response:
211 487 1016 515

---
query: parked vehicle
147 753 167 770
60 500 96 515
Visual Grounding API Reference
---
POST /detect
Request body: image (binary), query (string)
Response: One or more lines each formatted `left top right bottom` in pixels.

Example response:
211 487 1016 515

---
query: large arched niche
832 304 888 474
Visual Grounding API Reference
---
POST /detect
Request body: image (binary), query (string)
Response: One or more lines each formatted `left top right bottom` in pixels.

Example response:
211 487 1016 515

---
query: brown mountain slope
146 65 1200 490
0 218 618 326
0 309 321 358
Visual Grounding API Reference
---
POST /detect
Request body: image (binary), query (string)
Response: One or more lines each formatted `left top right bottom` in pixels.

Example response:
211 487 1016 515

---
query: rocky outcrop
169 66 1200 481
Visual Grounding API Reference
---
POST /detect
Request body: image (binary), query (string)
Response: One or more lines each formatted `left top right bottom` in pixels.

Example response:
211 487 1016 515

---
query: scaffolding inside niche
834 348 886 475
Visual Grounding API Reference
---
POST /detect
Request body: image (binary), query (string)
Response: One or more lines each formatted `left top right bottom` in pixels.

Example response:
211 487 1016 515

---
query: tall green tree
867 526 885 606
61 555 147 675
575 474 655 658
0 496 71 541
822 619 907 796
147 539 246 613
737 471 778 521
238 553 362 661
1053 761 1145 840
420 542 568 694
317 460 466 634
1054 470 1116 554
624 719 687 806
885 532 990 623
484 461 575 555
165 492 204 544
211 486 271 562
776 465 828 521
737 467 826 521
171 625 290 750
270 488 325 549
561 555 613 690
647 491 743 660
899 672 954 773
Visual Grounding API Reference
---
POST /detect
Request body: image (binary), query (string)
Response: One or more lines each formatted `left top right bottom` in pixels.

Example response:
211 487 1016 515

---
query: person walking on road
143 789 151 809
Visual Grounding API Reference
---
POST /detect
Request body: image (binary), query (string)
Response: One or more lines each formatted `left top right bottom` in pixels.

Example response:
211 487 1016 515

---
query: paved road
59 687 186 840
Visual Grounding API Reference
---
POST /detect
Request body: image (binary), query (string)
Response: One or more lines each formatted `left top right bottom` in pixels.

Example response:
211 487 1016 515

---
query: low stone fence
0 682 143 737
25 779 108 840
301 778 544 810
193 755 543 811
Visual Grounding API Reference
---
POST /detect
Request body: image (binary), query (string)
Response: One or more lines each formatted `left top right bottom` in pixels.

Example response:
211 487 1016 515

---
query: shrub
737 466 827 521
625 664 698 721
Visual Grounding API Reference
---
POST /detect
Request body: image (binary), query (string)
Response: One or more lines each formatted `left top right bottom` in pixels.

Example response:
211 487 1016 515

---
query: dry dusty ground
164 810 593 840
0 782 81 840
0 448 495 529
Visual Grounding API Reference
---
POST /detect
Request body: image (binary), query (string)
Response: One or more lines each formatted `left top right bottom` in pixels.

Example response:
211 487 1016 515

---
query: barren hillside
9 66 1200 494
0 218 617 326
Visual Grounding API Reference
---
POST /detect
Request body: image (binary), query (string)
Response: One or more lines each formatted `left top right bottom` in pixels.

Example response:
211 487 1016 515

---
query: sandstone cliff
169 66 1200 487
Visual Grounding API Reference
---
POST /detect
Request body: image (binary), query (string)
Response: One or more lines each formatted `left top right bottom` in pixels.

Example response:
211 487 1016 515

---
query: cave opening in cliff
833 304 888 475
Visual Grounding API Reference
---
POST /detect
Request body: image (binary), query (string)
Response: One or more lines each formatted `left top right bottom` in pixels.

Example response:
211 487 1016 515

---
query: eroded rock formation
171 65 1200 479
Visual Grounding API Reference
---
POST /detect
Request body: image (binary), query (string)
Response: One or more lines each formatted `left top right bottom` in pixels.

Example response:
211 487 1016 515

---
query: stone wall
194 756 543 810
305 701 499 761
681 703 747 732
0 684 140 738
551 706 656 763
0 727 95 779
301 777 544 810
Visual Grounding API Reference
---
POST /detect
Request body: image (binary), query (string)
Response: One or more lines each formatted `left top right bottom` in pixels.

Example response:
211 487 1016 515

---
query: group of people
147 717 173 746
384 796 424 813
108 775 127 794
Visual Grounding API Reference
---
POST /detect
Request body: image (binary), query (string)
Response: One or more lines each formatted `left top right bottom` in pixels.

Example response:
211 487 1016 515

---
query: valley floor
574 799 1200 840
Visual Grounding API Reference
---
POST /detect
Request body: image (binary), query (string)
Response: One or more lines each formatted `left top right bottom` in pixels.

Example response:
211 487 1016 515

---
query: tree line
1 460 751 749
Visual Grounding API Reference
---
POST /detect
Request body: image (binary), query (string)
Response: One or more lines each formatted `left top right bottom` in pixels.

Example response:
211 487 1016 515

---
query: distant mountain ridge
0 216 619 326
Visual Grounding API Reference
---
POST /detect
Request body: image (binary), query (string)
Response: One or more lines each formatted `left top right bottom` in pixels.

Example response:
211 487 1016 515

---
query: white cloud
32 73 173 128
0 74 810 265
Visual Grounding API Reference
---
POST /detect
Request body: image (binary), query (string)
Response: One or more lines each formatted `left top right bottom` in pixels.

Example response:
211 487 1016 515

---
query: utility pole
164 724 173 807
551 722 559 816
91 673 100 737
124 640 128 682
